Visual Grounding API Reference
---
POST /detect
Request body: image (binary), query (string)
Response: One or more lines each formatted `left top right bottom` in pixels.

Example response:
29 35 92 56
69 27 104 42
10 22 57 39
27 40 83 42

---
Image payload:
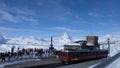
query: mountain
0 34 6 44
0 33 120 57
6 32 72 45
7 37 48 45
59 32 72 44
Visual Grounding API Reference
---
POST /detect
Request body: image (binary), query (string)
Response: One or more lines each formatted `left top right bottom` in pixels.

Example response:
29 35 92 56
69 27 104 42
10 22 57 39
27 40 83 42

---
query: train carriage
59 49 108 63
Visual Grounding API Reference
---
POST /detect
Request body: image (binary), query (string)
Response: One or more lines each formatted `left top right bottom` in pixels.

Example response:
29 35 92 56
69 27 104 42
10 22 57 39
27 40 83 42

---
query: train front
59 50 71 63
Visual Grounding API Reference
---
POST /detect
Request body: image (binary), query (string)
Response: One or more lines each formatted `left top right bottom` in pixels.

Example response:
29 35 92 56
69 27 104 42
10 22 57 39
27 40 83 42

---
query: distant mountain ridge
5 32 73 46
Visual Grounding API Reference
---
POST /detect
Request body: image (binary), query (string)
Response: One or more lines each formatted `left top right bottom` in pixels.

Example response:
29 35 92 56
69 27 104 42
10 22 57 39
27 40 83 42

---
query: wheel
61 61 68 64
61 61 65 64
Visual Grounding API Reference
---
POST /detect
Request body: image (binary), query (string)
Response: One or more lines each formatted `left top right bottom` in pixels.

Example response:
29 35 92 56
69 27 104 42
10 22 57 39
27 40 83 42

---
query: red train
59 49 108 63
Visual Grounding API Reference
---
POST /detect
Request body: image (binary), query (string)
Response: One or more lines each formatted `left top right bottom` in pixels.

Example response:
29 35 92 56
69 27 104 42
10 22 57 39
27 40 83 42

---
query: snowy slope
99 34 120 57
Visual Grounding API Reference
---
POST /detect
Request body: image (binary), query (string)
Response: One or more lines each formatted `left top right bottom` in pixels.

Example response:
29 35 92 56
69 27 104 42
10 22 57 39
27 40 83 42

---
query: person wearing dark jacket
1 53 6 62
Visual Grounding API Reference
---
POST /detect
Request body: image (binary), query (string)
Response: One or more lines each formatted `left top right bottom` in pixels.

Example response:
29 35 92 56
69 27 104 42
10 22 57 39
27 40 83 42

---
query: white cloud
0 26 41 33
0 9 17 23
0 2 38 24
14 8 35 16
18 15 38 24
53 27 86 33
88 12 104 18
97 22 106 26
37 0 78 21
37 0 63 7
0 26 17 31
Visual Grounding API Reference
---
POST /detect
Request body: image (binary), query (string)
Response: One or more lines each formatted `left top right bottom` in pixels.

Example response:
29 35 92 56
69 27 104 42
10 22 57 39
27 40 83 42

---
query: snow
106 57 120 68
99 34 120 57
88 63 99 68
0 59 41 67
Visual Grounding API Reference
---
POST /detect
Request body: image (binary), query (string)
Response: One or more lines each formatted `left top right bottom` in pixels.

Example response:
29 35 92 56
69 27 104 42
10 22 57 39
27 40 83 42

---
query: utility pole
107 38 110 52
49 36 54 50
50 36 53 47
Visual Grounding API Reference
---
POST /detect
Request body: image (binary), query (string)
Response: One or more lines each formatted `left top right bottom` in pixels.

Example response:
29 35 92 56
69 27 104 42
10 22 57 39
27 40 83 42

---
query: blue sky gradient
0 0 120 38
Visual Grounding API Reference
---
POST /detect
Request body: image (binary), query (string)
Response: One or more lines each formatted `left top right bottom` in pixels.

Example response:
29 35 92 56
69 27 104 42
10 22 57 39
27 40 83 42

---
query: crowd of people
0 48 57 62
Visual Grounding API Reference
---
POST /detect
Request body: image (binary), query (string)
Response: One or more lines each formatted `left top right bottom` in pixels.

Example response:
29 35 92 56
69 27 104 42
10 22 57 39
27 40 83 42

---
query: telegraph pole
107 38 110 52
49 36 54 50
50 36 53 47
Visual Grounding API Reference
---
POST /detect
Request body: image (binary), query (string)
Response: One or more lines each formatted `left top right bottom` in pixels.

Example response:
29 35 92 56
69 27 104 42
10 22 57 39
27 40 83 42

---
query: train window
81 52 85 56
80 52 83 56
88 52 90 55
89 52 91 55
70 53 74 57
60 52 66 56
83 52 86 56
92 52 94 55
70 52 79 57
93 52 95 55
86 52 87 55
80 52 82 55
85 52 88 55
98 52 101 54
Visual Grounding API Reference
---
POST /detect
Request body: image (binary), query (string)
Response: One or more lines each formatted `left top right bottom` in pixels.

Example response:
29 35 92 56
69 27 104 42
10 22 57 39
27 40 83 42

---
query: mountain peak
59 32 72 44
62 32 71 39
0 34 5 44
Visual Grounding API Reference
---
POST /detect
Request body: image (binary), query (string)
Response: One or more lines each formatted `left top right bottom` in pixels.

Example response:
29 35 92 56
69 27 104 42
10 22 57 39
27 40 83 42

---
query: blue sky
0 0 120 38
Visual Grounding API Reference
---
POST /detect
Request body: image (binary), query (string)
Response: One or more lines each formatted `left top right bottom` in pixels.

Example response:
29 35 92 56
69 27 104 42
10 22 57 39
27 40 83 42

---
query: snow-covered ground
106 57 120 68
0 32 120 57
0 59 41 68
